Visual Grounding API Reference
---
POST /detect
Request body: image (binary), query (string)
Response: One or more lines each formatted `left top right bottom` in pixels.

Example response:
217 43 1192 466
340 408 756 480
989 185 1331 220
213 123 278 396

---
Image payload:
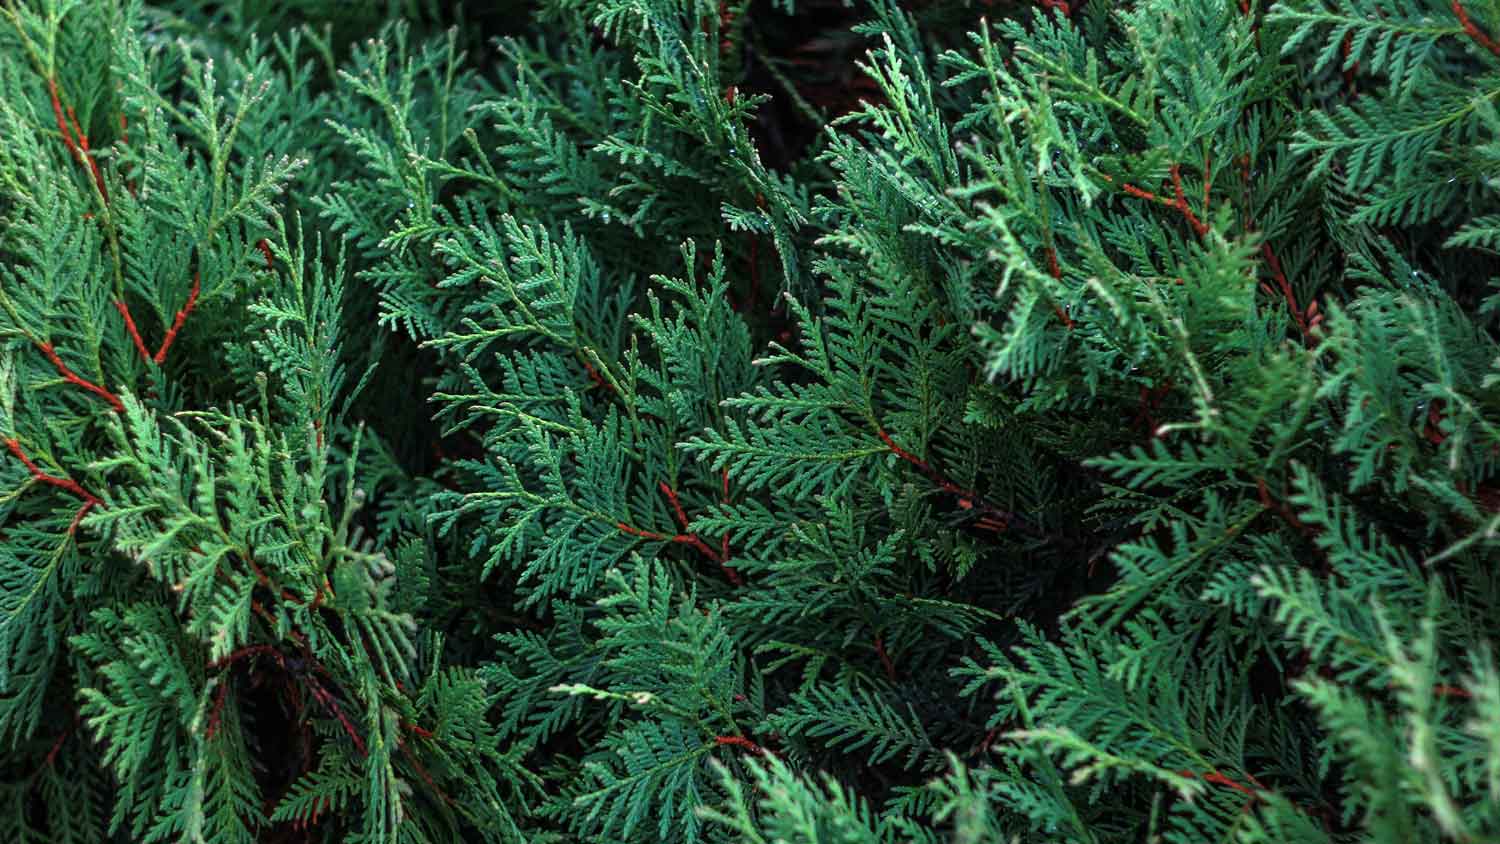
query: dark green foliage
2 0 1499 842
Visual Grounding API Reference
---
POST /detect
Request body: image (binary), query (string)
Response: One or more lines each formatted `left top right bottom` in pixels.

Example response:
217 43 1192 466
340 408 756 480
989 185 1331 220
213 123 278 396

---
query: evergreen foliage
1 0 1498 841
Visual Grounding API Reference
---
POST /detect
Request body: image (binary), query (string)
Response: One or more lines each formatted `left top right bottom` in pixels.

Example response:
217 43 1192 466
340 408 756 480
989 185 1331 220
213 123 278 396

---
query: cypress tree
2 0 1498 841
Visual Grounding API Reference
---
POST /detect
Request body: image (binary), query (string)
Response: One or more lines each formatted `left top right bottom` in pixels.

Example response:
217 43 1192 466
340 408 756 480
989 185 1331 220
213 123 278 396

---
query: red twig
716 0 736 54
398 737 454 806
1169 165 1209 237
876 427 1026 534
114 272 202 367
1107 166 1209 237
1179 768 1266 815
617 521 667 541
1454 1 1500 56
209 643 282 671
1038 0 1071 16
1255 477 1318 542
47 79 108 201
1045 247 1074 329
1132 382 1173 439
714 735 768 755
1183 768 1265 799
1235 155 1314 338
307 677 367 757
153 272 200 364
403 721 436 740
5 438 100 534
47 78 77 158
42 719 74 768
5 438 101 506
617 519 722 560
660 482 692 530
1259 245 1309 335
255 239 275 271
874 635 897 680
1203 151 1214 212
581 359 613 392
620 480 745 584
295 795 329 831
35 342 123 412
243 554 307 608
215 640 368 757
113 300 152 362
205 680 230 739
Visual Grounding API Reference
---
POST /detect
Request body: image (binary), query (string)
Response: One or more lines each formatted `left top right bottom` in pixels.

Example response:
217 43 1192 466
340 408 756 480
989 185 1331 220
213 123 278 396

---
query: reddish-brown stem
714 735 767 755
874 635 897 680
67 107 83 151
209 643 282 671
256 239 275 271
617 519 721 560
1133 382 1173 439
65 501 94 534
403 721 436 740
297 795 328 831
69 107 107 203
1202 151 1214 212
1038 0 1071 15
617 521 668 541
581 359 613 393
1434 683 1473 699
876 427 1026 534
398 738 454 806
48 79 108 201
1259 244 1311 336
47 78 77 158
655 480 741 578
1169 165 1210 237
308 577 332 609
1234 154 1312 338
307 678 367 757
675 533 726 563
42 718 75 768
1044 247 1074 329
1176 768 1269 817
1425 402 1448 446
113 300 152 362
1107 167 1209 238
619 495 743 584
1180 768 1264 799
153 272 200 364
714 0 736 54
243 554 309 608
36 342 123 412
1454 1 1500 56
660 482 692 531
6 438 99 534
205 680 230 739
1255 477 1319 543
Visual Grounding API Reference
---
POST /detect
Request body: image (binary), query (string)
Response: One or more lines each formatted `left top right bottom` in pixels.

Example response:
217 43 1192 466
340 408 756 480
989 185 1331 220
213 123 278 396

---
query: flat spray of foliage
1 0 1499 841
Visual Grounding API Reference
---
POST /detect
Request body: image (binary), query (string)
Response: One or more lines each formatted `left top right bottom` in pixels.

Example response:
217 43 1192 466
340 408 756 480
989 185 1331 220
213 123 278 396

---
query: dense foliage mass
2 0 1499 841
